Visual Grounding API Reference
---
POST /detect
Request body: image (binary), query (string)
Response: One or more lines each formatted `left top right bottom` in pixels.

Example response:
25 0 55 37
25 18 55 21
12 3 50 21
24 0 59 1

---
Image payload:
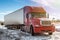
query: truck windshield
31 12 46 18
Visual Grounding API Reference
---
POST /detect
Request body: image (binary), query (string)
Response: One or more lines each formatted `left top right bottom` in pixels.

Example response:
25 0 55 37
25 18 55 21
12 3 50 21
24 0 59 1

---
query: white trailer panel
4 8 24 25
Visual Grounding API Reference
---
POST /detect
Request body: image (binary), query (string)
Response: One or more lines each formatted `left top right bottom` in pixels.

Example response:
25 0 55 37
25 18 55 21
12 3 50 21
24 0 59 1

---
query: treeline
51 19 60 23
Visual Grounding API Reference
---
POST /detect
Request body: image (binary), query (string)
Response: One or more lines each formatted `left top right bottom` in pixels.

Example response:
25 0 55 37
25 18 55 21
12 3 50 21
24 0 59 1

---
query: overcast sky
0 0 60 21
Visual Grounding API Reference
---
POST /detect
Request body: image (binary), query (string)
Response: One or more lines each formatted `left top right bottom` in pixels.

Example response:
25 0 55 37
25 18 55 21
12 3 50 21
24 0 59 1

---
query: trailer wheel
20 26 23 31
20 26 24 31
30 26 34 36
49 33 52 35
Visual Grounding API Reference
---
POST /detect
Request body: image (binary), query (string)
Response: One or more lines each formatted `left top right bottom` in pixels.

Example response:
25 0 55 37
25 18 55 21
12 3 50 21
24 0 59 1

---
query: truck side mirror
47 13 49 18
26 14 29 18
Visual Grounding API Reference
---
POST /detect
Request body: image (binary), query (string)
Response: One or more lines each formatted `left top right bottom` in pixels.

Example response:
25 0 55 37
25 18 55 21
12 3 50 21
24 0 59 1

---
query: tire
7 27 10 29
30 26 34 36
7 26 13 29
20 26 23 31
20 26 24 31
49 33 52 35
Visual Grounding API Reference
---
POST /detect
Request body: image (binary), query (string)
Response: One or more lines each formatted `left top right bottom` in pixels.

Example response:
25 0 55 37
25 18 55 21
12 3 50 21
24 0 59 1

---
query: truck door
26 13 31 26
26 14 29 26
26 13 31 32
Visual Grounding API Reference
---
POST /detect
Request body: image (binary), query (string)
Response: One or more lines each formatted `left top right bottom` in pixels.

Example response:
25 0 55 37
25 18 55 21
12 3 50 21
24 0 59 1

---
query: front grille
42 21 51 26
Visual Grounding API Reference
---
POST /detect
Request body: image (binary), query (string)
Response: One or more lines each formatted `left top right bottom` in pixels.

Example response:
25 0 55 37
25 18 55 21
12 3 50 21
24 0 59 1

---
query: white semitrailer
4 8 25 29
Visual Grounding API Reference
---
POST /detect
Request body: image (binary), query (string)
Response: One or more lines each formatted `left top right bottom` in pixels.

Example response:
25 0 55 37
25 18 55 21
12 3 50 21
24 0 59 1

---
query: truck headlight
35 25 39 27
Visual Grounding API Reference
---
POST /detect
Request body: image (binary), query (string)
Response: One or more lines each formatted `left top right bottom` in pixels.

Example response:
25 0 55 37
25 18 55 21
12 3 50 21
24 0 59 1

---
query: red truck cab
21 6 55 35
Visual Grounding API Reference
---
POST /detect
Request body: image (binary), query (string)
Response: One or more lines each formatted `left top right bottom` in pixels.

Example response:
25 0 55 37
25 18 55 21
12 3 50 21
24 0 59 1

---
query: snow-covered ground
0 25 60 40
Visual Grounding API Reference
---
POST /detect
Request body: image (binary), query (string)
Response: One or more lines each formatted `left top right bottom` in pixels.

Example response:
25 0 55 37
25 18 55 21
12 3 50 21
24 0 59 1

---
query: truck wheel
49 33 52 35
30 26 34 36
21 26 24 31
7 26 12 29
20 26 23 31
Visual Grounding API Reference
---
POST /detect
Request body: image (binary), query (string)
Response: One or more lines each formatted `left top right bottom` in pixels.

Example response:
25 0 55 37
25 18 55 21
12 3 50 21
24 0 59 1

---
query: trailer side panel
4 8 24 25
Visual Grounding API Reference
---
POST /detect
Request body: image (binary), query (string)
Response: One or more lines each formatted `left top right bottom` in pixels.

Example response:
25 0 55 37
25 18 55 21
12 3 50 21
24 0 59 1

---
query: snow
0 24 60 40
0 25 7 29
54 23 60 28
